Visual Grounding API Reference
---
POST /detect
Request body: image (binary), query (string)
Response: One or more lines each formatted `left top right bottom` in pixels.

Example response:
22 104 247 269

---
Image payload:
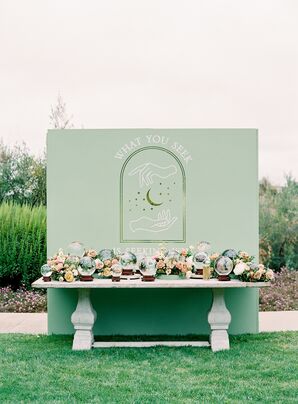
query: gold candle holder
203 266 211 280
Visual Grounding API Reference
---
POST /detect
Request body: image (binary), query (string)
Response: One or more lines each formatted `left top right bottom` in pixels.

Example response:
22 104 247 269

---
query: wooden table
32 278 269 352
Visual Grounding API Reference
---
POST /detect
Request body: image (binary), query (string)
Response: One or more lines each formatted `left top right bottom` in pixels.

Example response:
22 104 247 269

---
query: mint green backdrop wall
47 129 258 335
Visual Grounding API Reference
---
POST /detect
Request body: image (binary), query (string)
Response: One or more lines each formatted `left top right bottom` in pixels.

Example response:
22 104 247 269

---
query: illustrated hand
129 209 177 233
129 163 177 187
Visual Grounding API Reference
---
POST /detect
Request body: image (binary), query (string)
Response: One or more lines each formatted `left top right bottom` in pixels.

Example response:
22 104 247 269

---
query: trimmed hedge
0 203 46 288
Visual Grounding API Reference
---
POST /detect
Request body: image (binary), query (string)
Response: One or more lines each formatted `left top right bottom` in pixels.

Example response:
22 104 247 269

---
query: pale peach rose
238 251 250 261
104 259 111 267
175 262 183 271
157 260 165 269
182 263 188 273
56 262 64 271
181 248 187 256
210 253 220 261
95 259 104 270
265 269 274 280
111 258 119 265
258 266 266 275
87 249 97 258
253 271 262 280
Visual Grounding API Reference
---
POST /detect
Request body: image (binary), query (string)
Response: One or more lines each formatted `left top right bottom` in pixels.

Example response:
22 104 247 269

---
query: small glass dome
98 249 115 262
197 241 211 253
222 249 237 260
120 252 137 268
165 249 180 261
111 263 122 277
140 257 157 276
41 264 52 277
215 256 233 276
67 241 85 257
193 252 208 269
78 256 96 276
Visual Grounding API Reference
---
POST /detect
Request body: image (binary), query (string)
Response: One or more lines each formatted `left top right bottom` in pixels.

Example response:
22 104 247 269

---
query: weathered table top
32 277 270 289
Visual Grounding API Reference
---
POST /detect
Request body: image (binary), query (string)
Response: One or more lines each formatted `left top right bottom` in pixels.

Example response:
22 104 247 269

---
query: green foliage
0 332 297 402
0 141 46 206
0 203 46 288
259 175 298 269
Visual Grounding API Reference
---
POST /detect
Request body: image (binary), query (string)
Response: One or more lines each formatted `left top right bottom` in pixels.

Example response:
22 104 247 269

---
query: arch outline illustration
120 146 186 243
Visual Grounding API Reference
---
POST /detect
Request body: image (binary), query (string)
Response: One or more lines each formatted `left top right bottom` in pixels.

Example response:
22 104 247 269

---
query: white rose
186 257 193 266
73 269 78 276
59 276 64 282
234 262 249 276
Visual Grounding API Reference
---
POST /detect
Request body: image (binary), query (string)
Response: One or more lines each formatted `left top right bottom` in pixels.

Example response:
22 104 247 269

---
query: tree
0 140 46 206
49 94 74 129
259 175 298 269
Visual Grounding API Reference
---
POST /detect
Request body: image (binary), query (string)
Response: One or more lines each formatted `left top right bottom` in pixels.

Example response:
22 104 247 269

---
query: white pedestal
208 288 231 352
71 289 97 350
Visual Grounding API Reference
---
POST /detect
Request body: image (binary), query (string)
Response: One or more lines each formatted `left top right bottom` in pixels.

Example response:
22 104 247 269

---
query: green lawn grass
0 332 297 403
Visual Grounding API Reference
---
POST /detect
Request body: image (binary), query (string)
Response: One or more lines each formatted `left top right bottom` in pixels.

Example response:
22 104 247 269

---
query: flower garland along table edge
32 278 270 352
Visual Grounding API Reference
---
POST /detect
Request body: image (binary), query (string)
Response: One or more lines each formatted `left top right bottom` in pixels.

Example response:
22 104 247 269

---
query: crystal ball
98 249 115 262
215 256 233 275
120 252 137 268
197 241 211 253
222 249 238 260
67 241 85 257
78 256 96 276
165 249 180 260
140 257 156 275
193 252 208 269
111 263 122 277
41 264 52 277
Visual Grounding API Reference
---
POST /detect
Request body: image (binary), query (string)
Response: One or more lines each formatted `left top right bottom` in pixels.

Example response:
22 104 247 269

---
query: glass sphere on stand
140 257 157 282
215 256 233 281
111 263 122 282
120 251 137 276
41 264 52 282
78 256 96 281
193 251 208 275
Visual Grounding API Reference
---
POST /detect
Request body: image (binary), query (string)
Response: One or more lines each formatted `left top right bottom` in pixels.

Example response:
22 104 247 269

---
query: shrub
259 268 298 311
0 286 47 312
0 202 46 288
259 176 298 269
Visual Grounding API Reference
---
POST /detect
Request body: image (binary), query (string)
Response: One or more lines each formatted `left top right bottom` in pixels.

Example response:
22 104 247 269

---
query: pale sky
0 0 297 185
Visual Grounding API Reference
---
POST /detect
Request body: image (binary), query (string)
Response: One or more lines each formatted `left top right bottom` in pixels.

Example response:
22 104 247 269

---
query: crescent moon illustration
146 188 163 206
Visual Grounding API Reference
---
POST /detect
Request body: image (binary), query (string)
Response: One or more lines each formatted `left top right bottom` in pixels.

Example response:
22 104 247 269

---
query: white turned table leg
208 288 231 352
71 289 97 350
